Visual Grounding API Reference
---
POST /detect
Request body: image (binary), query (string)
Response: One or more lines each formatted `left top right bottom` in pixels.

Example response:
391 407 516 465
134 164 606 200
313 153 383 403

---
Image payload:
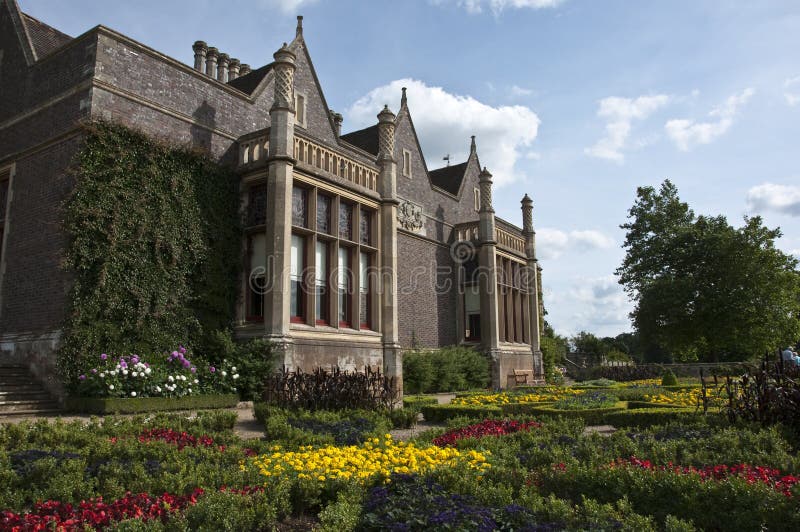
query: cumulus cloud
746 183 800 217
431 0 565 15
257 0 319 13
665 88 755 151
536 228 614 260
567 276 632 336
345 78 540 187
784 76 800 106
585 94 670 162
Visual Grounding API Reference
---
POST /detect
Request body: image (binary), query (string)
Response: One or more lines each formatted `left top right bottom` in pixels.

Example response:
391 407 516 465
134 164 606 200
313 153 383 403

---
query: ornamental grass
244 434 490 485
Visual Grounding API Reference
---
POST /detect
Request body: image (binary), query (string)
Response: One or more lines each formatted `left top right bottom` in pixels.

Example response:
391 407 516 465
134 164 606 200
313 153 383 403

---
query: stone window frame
290 180 379 331
402 149 412 178
496 254 529 345
0 163 14 319
473 187 480 212
295 91 308 128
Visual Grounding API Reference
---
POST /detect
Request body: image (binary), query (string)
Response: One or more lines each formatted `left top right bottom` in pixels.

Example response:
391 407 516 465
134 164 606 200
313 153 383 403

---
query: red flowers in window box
433 419 542 447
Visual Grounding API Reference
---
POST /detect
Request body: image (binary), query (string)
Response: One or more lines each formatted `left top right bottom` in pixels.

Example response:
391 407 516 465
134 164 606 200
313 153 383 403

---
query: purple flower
91 368 98 374
79 374 86 381
179 346 187 354
171 351 179 359
119 361 128 369
144 363 150 368
190 367 196 373
131 356 139 364
182 360 191 368
100 353 108 361
210 366 216 373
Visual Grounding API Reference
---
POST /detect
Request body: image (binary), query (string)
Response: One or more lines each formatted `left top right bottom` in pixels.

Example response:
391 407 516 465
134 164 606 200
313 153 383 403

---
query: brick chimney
192 41 207 73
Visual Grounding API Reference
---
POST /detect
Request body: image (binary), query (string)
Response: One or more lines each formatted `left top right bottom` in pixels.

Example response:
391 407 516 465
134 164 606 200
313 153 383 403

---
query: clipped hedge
599 407 703 428
66 394 239 414
625 401 692 410
421 404 502 423
403 395 439 410
504 403 627 425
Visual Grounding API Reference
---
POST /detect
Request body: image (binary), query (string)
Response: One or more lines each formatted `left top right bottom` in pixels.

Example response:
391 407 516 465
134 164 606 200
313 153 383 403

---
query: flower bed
432 419 542 447
244 435 490 484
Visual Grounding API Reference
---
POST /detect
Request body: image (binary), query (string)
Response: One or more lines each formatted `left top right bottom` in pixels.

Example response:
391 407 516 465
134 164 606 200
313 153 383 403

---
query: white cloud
746 183 800 217
536 228 614 260
585 94 670 162
510 85 534 97
784 76 800 106
567 276 632 337
431 0 565 15
257 0 318 14
665 88 755 151
345 78 540 187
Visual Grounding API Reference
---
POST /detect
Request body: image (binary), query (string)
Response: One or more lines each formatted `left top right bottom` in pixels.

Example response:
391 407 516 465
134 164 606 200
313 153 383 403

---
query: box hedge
66 394 239 414
599 407 704 428
420 404 502 423
403 395 438 410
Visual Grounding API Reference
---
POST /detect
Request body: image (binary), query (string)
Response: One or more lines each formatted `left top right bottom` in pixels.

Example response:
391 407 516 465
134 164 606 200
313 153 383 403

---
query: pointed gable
1 0 35 66
287 18 338 144
21 12 72 59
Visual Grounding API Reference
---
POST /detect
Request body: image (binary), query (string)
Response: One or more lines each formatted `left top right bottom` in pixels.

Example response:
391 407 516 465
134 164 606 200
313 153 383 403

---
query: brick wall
397 233 457 348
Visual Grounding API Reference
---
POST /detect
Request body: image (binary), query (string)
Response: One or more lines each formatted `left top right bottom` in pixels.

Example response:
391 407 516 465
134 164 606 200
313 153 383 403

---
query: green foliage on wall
58 121 242 386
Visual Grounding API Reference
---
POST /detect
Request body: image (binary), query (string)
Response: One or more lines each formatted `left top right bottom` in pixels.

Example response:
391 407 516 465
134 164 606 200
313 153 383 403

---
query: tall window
317 194 331 234
247 233 266 319
290 234 306 322
0 172 9 265
295 92 307 127
248 184 267 226
462 257 481 341
339 201 353 240
402 149 411 177
496 256 526 343
315 241 329 324
292 186 308 228
360 207 371 245
338 246 351 327
473 188 480 211
359 251 370 329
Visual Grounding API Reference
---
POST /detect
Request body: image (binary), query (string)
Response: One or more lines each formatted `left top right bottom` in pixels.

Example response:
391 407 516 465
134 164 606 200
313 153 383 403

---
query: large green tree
617 180 800 362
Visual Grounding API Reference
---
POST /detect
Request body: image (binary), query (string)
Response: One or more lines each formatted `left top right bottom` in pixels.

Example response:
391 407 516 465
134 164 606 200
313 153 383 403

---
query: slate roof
340 124 379 156
227 64 272 94
429 162 467 196
22 13 72 59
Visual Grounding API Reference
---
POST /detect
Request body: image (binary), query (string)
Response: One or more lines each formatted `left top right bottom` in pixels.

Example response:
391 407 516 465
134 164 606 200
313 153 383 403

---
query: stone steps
0 365 61 416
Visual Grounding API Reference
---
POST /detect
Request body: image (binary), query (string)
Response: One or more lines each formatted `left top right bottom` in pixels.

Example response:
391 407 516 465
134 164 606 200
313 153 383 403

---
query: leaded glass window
360 207 371 245
317 194 331 234
339 201 352 240
248 184 266 226
292 186 308 228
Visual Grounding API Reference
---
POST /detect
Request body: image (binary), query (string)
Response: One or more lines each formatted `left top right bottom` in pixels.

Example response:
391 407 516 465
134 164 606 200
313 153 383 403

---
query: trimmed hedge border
599 407 705 428
625 401 694 410
421 404 502 423
403 395 438 410
66 394 239 414
509 402 627 425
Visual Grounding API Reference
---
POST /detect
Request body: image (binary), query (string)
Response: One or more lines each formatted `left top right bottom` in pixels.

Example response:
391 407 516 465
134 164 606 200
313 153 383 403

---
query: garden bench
508 369 534 387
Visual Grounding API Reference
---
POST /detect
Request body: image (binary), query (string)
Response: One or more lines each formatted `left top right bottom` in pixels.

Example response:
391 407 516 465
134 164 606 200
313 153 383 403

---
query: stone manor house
0 0 544 399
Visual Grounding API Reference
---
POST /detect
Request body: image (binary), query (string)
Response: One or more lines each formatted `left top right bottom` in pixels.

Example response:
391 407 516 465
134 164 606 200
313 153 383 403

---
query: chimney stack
217 52 230 82
192 41 207 73
240 63 251 76
329 110 343 137
205 47 219 80
228 58 240 80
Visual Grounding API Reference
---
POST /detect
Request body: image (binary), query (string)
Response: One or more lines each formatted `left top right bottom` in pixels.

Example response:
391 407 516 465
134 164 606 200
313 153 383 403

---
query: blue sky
21 0 800 338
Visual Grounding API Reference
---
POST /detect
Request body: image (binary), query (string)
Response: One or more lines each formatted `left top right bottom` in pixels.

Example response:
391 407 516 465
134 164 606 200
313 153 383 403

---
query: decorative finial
401 87 407 108
296 16 303 37
470 135 476 154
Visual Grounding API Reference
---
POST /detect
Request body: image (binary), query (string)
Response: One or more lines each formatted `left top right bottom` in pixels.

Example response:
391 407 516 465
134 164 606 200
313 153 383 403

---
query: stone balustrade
239 135 269 165
294 135 378 192
455 222 526 256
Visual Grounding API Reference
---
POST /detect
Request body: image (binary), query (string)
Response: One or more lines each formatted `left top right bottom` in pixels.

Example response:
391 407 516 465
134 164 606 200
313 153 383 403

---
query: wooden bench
507 369 535 388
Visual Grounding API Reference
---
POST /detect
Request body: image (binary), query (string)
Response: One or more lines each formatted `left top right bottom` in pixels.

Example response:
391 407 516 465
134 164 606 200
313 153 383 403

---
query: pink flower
100 353 108 360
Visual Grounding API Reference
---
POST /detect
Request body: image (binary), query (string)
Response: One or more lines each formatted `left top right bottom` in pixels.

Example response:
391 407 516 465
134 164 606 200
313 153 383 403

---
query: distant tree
541 320 569 382
617 180 800 362
571 331 610 361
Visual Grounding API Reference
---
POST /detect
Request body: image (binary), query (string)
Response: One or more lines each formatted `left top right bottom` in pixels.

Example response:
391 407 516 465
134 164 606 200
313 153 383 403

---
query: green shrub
600 408 704 428
66 395 239 414
403 347 490 393
420 404 502 423
402 395 438 410
184 490 277 531
198 330 275 401
661 370 679 386
388 408 419 429
255 405 392 446
510 404 627 425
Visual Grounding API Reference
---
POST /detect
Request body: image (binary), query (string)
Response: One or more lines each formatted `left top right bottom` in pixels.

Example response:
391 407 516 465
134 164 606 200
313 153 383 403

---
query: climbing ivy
58 121 242 386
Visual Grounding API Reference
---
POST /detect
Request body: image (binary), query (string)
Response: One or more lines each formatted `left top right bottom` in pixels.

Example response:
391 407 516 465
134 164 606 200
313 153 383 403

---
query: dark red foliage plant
433 419 542 447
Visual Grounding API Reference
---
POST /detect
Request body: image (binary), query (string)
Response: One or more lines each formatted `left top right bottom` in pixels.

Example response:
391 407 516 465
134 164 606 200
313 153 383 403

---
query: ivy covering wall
58 121 242 386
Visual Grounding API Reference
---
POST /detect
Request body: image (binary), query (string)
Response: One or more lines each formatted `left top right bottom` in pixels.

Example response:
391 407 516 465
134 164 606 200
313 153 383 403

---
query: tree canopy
616 180 800 362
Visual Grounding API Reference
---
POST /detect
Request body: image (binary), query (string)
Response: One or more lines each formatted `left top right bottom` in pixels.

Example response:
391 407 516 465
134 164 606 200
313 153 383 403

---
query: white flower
231 366 237 372
168 376 175 382
187 388 192 393
131 391 137 397
122 369 128 376
155 386 162 393
233 374 239 380
108 384 115 390
100 372 106 378
131 371 138 377
145 368 151 375
181 375 187 381
193 379 199 384
221 371 227 377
